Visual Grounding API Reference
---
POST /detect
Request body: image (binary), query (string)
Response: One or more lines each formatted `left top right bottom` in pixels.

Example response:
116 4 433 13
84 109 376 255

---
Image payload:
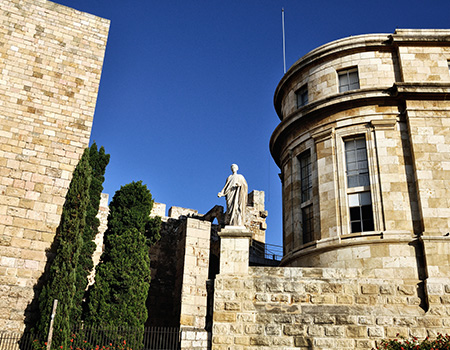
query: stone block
213 312 236 323
346 325 367 338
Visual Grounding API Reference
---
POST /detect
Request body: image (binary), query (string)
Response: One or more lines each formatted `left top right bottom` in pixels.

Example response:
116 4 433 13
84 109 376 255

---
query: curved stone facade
270 29 450 283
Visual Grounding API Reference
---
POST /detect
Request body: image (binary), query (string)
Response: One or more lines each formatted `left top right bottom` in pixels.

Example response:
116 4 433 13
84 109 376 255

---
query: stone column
218 226 252 275
179 218 211 350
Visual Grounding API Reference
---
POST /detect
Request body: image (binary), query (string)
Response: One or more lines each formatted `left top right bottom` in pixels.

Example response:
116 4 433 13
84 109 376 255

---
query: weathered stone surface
0 0 109 331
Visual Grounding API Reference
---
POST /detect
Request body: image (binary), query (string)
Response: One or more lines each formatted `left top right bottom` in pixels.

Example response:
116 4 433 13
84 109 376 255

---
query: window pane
348 193 359 206
345 137 370 188
355 138 365 148
363 219 374 231
348 191 374 233
349 71 358 84
297 85 308 108
359 174 370 187
339 68 359 92
357 149 367 161
360 191 372 205
350 206 361 220
302 205 314 244
299 151 312 203
351 222 361 233
348 176 359 188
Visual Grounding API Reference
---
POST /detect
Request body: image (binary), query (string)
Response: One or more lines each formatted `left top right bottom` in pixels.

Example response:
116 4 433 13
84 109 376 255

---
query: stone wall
0 0 109 331
212 266 450 350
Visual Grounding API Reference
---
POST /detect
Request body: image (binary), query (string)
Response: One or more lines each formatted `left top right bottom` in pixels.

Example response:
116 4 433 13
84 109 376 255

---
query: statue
218 164 248 226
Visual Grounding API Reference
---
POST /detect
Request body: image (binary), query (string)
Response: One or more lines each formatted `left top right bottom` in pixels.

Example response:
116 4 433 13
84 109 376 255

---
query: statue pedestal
218 226 252 275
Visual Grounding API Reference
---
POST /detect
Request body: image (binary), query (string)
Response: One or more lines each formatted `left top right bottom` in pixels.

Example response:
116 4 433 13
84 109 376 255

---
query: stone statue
218 164 248 226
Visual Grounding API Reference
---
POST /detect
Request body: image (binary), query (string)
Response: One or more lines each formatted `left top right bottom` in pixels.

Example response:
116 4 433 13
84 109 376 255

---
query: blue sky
52 0 450 246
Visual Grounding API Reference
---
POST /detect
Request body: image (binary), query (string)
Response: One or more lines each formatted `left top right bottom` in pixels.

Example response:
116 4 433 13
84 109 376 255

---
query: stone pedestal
218 226 252 275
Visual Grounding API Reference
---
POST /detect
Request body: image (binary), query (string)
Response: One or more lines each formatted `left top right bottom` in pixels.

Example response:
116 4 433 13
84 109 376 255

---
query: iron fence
0 327 180 350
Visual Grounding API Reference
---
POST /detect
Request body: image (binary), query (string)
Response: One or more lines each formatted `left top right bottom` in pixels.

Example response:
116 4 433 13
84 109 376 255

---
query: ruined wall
0 0 109 331
212 266 450 350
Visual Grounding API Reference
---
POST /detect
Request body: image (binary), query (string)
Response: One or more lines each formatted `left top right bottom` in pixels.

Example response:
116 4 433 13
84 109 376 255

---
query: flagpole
282 8 286 74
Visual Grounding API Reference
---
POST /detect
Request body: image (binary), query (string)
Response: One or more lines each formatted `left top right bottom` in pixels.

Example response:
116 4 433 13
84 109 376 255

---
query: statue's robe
220 173 248 226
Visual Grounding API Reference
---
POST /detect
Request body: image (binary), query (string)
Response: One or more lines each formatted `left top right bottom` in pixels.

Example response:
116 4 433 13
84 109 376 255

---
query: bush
375 333 450 350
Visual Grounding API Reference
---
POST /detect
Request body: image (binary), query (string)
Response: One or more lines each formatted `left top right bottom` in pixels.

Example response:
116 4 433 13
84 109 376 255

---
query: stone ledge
218 226 252 238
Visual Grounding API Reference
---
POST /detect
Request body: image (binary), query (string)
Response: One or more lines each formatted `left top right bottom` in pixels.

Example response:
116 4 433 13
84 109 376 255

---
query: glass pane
348 175 359 188
345 140 355 151
350 81 360 90
346 150 356 163
348 193 359 206
350 206 361 220
351 222 361 233
361 204 373 219
347 162 357 171
340 73 349 85
349 71 358 84
357 149 367 161
359 160 368 170
359 174 370 187
355 138 365 149
363 219 374 231
360 191 372 205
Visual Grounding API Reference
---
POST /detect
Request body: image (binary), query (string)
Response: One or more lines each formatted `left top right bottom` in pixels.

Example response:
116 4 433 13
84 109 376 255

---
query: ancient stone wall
0 0 109 331
212 266 450 350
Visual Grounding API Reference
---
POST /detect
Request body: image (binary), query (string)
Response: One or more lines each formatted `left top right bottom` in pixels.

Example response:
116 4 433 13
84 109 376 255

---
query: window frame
297 150 314 244
299 150 312 204
338 67 360 93
334 127 383 236
343 135 374 234
296 84 309 108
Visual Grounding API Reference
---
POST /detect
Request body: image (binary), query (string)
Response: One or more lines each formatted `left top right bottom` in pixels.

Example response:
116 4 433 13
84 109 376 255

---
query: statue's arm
218 175 232 197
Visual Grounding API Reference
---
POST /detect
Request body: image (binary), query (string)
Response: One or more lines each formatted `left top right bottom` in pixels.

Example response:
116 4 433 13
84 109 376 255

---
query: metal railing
0 326 181 350
250 240 283 261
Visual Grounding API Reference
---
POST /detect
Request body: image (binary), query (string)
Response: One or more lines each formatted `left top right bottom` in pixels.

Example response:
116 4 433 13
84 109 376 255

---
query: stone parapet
212 266 449 350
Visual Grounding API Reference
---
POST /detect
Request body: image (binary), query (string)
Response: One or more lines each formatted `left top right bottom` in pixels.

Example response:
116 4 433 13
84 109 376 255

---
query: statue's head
231 164 239 173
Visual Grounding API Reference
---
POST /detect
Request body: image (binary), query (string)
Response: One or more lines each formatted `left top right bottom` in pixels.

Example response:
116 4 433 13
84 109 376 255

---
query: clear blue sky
52 0 450 246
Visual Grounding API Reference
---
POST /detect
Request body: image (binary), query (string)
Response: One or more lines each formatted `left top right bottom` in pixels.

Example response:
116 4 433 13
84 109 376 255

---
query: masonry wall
212 266 450 350
0 0 109 331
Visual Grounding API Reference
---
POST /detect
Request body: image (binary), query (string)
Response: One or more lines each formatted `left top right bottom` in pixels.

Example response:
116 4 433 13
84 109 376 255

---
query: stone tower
211 30 450 350
271 29 450 285
0 0 109 331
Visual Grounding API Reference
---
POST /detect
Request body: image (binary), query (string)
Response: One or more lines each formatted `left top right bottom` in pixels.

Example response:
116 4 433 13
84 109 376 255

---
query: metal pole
47 299 58 350
282 8 286 74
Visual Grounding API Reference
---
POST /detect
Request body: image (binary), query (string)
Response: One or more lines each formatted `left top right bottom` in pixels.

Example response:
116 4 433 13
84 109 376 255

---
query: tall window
300 151 312 202
299 151 313 243
296 85 308 108
344 137 374 233
338 67 359 92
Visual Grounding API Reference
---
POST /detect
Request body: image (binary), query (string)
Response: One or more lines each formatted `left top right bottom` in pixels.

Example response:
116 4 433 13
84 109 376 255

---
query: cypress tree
72 143 110 323
85 181 160 347
33 148 91 347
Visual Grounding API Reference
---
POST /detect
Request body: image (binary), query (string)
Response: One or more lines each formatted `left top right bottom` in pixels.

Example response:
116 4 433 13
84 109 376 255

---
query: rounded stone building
270 29 450 283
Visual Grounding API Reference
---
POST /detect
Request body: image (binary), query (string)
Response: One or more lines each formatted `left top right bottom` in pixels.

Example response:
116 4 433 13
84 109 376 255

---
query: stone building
0 0 109 331
211 29 450 349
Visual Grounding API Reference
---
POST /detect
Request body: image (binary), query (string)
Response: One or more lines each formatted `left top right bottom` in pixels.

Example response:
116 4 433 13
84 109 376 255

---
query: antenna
282 8 286 74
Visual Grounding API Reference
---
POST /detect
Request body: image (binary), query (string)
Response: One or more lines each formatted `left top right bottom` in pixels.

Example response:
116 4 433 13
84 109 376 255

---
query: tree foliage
85 181 160 346
73 144 109 323
32 143 109 347
33 148 91 346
